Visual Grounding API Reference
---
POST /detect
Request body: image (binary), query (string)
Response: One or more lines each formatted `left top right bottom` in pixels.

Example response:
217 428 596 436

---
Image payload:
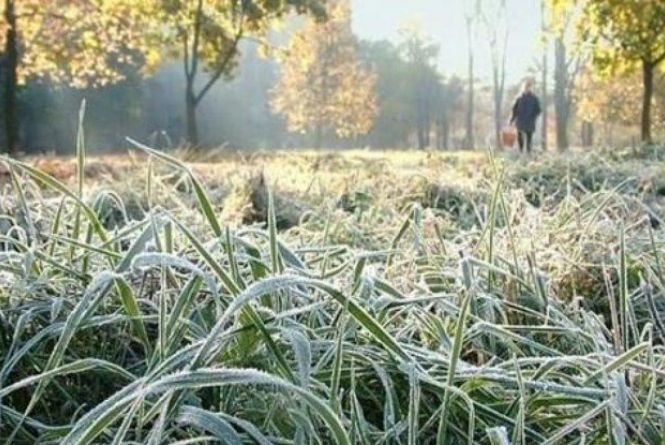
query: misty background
9 0 654 153
10 1 548 153
352 0 541 83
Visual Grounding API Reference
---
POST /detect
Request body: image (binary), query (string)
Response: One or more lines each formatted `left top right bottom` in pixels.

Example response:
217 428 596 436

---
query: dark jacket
511 91 541 133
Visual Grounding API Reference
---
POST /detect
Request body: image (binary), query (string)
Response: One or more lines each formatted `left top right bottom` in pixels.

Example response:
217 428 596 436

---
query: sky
351 0 542 85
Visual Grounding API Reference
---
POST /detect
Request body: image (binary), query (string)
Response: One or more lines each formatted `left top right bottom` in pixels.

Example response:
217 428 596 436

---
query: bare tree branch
194 6 246 105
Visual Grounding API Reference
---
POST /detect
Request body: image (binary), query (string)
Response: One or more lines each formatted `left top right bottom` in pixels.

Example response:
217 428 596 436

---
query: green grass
0 142 665 444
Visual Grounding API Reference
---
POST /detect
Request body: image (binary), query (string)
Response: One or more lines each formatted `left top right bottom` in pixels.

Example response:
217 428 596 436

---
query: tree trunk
415 92 427 150
541 51 548 151
489 23 507 151
435 117 446 150
540 0 548 151
608 124 614 148
493 97 500 149
641 60 654 143
554 37 570 151
416 121 426 150
464 17 475 149
581 121 594 147
491 50 506 150
3 0 19 155
493 81 502 150
442 119 450 150
185 84 199 147
314 122 323 149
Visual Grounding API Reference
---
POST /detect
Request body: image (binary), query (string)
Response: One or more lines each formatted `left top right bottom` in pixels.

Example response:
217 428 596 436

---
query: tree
463 2 478 149
479 0 509 149
359 40 413 148
553 37 582 150
399 26 440 150
577 0 665 142
540 0 549 151
547 0 587 151
359 38 463 150
575 70 664 145
0 0 156 154
153 0 325 147
580 120 594 147
2 0 18 154
435 76 465 150
553 37 570 149
271 0 377 148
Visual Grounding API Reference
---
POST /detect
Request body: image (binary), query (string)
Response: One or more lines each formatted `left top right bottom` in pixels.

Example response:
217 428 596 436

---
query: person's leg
526 131 533 153
518 131 525 152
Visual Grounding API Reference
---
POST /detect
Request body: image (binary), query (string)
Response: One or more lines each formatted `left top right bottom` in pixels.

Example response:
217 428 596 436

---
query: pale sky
351 0 542 85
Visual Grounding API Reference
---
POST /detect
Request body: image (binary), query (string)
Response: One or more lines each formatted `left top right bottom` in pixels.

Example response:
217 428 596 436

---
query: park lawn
1 146 665 444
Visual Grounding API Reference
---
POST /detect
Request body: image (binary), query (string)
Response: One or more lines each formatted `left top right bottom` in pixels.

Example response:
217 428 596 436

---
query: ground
1 147 664 444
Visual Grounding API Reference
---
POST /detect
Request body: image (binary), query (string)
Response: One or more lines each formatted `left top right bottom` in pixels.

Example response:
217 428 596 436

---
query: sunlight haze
352 0 542 83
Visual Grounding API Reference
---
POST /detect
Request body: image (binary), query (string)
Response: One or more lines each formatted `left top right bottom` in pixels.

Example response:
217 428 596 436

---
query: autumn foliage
271 0 377 147
0 0 326 152
563 0 665 142
0 0 157 87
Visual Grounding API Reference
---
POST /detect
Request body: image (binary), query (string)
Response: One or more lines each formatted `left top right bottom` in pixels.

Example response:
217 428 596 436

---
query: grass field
1 143 665 444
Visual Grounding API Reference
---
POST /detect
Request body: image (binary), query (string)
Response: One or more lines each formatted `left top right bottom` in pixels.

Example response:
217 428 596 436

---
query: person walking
510 78 542 153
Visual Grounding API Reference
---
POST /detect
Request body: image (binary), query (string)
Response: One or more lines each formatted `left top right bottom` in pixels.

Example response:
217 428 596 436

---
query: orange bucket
501 128 516 148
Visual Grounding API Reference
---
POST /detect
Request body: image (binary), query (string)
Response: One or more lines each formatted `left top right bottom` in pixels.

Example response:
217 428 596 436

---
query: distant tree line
0 0 326 155
1 0 665 155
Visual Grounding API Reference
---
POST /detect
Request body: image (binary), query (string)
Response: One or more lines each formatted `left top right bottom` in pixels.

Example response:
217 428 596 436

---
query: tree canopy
271 0 377 148
574 0 665 142
3 0 665 152
0 0 160 152
150 0 326 145
0 0 157 87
